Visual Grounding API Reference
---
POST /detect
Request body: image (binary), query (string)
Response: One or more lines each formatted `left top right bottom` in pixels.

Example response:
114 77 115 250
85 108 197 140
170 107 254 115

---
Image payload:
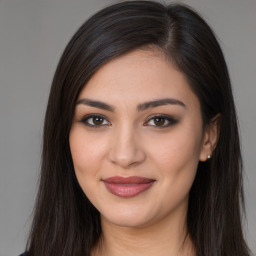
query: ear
199 114 221 161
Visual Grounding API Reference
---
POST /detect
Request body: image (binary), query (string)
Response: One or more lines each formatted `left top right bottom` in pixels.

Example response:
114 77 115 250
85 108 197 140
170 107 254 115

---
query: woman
22 1 251 255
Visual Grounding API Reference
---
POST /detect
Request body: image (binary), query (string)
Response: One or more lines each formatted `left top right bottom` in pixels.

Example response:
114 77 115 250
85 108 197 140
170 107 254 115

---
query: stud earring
207 154 212 159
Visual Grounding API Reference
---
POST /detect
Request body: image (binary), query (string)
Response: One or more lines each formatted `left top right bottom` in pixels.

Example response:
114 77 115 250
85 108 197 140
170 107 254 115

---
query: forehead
78 49 199 109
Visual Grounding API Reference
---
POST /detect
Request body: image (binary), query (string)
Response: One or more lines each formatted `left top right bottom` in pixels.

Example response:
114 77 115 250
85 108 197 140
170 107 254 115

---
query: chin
103 214 152 228
99 203 159 228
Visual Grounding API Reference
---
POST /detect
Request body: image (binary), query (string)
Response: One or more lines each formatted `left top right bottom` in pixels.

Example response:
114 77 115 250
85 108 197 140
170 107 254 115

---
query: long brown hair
26 1 250 255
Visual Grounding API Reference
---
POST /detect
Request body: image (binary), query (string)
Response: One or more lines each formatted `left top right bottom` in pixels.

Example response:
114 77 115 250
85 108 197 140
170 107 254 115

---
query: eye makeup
80 114 111 128
144 114 178 128
79 113 178 129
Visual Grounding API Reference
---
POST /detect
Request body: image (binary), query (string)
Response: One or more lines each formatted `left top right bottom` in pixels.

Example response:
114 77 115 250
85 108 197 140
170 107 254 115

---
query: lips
103 176 155 198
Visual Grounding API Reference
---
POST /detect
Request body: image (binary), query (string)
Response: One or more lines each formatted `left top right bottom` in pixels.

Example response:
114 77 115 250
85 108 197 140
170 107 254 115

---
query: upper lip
103 176 155 184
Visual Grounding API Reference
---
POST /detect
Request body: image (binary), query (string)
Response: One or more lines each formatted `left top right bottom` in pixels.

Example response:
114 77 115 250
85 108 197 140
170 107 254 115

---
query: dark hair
26 1 250 255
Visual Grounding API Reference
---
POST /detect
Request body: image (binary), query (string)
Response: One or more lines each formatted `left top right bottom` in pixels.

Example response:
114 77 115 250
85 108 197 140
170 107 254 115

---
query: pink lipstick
103 176 155 198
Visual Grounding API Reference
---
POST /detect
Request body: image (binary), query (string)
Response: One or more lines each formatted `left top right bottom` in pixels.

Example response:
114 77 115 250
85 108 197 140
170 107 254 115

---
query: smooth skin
69 48 219 256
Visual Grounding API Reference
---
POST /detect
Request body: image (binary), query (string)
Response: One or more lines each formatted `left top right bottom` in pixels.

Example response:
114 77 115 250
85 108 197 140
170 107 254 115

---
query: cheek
150 125 202 163
146 130 201 214
69 126 107 181
69 126 111 205
147 123 203 188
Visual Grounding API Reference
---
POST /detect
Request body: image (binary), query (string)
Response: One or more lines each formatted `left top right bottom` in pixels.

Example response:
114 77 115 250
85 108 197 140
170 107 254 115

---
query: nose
108 124 146 169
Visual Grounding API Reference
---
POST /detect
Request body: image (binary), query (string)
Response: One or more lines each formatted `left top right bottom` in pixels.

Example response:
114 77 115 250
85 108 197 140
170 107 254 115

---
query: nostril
108 144 146 168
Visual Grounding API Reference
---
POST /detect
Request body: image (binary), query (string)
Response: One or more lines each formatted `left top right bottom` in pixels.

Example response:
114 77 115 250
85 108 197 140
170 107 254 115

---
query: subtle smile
103 176 155 198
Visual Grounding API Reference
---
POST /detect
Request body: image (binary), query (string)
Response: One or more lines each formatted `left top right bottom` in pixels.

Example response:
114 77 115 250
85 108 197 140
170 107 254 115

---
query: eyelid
79 113 177 128
143 114 178 127
80 114 111 127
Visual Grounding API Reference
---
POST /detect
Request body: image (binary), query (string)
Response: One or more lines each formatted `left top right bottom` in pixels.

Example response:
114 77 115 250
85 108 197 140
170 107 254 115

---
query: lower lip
103 181 155 198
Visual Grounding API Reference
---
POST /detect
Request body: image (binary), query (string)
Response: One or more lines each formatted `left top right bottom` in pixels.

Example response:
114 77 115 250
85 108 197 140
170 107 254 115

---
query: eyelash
80 114 177 128
80 114 110 128
144 115 178 127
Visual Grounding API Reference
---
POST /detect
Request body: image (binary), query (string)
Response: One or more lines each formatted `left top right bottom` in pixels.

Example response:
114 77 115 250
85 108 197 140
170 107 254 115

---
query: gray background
0 0 255 255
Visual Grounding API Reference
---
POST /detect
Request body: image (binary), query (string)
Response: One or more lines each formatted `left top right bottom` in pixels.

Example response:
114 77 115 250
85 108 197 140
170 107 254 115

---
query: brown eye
93 116 104 125
145 115 178 127
81 114 110 127
153 117 165 126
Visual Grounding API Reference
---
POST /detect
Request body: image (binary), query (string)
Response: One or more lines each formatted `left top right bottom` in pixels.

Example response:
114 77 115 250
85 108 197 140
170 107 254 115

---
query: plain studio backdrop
0 0 255 255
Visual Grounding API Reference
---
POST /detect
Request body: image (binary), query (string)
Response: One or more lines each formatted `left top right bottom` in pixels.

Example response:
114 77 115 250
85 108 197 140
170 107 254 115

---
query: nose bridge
108 122 145 168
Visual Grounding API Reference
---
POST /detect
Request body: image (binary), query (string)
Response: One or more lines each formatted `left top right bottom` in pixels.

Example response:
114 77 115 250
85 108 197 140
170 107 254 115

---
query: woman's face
69 49 211 228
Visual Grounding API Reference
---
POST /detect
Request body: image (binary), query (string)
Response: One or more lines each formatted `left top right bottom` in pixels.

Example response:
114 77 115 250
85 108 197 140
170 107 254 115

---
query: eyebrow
137 98 186 111
76 98 186 112
76 98 115 112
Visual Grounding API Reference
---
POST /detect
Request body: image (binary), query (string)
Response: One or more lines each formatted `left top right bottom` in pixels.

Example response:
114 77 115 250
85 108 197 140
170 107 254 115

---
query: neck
91 208 195 256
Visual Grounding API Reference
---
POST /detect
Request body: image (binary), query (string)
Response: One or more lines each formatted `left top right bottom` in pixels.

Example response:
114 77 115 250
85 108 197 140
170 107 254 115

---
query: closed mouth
103 176 155 198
